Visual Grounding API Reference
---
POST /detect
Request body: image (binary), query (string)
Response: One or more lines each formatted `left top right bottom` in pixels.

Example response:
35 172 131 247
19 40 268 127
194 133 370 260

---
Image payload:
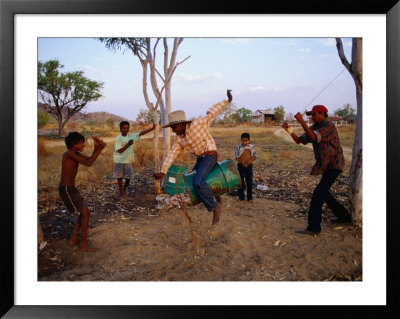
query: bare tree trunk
58 118 64 136
151 109 160 172
336 38 362 226
160 38 189 160
139 52 160 172
163 79 172 156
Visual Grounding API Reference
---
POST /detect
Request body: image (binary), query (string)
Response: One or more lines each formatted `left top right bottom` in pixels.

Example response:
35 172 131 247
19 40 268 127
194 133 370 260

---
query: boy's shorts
113 163 134 179
58 185 85 214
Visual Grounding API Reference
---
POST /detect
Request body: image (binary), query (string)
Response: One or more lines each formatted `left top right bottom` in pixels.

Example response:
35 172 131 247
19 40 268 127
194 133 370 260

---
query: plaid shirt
299 120 344 175
161 100 230 174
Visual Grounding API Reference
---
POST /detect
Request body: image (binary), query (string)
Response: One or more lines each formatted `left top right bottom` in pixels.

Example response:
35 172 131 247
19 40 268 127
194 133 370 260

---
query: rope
303 68 346 112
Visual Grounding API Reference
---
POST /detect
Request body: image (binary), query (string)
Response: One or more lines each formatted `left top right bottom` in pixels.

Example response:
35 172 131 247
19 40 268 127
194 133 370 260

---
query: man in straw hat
282 105 351 236
154 89 233 225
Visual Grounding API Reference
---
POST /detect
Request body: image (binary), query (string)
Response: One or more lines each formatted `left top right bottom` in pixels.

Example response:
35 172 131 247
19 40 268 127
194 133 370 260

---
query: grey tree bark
336 38 363 227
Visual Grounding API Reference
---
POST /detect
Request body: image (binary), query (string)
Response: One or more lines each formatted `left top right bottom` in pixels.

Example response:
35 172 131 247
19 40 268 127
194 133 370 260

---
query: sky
38 37 355 121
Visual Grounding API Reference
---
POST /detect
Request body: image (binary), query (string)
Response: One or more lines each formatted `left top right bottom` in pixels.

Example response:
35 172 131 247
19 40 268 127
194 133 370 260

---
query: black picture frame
1 0 399 318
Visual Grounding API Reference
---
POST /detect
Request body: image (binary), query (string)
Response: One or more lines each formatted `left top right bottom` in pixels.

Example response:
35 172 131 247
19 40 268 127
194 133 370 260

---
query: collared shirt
113 132 140 164
160 100 230 174
235 143 257 159
299 120 344 175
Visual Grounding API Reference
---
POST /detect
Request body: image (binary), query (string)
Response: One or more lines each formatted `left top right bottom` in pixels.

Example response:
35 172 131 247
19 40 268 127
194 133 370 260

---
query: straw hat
162 110 192 128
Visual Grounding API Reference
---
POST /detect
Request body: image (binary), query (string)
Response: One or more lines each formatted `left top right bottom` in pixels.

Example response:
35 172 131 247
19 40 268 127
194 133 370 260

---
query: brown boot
212 197 223 225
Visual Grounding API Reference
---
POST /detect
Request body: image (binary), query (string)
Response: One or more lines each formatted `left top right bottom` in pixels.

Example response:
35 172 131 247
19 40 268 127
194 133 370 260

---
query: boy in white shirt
113 121 155 199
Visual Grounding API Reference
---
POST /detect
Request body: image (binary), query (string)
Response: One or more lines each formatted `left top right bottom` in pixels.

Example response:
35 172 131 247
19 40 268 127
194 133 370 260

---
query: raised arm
294 112 317 142
205 89 232 122
282 122 303 144
68 138 105 167
139 123 156 136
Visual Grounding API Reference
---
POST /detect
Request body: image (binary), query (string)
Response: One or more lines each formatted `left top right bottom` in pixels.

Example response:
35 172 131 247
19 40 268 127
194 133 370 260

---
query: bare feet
68 237 80 246
79 241 96 252
212 197 223 225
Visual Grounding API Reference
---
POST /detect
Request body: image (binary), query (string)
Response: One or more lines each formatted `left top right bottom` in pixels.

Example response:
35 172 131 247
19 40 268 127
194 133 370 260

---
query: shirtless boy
58 132 105 251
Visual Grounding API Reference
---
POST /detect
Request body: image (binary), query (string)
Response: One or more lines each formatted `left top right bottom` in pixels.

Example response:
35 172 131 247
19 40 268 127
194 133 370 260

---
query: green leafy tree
38 109 50 129
105 117 115 129
273 105 285 124
38 60 104 136
232 107 252 123
334 103 355 119
85 119 97 127
214 103 237 124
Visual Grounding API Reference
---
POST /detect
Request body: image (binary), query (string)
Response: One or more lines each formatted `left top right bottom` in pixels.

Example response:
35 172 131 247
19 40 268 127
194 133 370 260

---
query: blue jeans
307 169 351 232
192 155 218 212
237 163 253 201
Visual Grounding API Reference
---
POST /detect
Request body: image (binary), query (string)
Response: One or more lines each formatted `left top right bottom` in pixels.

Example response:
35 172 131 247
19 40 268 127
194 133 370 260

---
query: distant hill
38 102 134 124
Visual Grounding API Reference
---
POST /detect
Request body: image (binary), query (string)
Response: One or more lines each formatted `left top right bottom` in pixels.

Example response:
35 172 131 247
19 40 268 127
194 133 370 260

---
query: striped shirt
160 100 230 174
235 143 257 159
299 120 344 175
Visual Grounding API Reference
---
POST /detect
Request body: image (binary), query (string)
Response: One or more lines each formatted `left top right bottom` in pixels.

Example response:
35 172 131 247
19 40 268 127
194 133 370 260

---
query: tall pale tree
99 37 189 170
157 38 190 156
335 38 362 226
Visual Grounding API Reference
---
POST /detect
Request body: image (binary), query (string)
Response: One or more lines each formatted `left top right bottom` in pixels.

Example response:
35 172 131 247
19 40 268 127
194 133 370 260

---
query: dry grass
38 137 47 157
38 125 355 204
336 125 356 149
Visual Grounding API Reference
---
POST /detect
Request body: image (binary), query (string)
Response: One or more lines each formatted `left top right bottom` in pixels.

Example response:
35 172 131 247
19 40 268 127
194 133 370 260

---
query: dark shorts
59 185 85 214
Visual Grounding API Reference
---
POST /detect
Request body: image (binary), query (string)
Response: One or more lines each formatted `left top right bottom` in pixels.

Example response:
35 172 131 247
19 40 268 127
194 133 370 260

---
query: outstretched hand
227 89 232 103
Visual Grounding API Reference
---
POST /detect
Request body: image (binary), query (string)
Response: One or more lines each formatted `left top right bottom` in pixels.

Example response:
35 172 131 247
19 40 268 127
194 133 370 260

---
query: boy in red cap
282 105 351 236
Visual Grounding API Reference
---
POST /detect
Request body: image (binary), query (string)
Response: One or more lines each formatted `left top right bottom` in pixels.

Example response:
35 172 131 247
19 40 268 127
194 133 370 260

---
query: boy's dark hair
241 133 250 140
119 121 130 130
65 132 85 149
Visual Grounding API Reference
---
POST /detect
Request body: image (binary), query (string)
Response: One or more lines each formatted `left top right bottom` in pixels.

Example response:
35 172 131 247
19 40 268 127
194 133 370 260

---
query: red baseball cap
306 104 328 115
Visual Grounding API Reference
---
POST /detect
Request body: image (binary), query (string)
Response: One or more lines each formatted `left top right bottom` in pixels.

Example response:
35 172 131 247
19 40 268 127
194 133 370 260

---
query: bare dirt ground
38 168 362 282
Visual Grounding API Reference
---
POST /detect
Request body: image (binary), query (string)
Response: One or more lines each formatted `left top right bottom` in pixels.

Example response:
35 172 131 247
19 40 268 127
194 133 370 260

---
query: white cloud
286 39 298 46
315 38 336 46
248 85 285 92
84 65 105 74
177 72 202 82
95 58 103 62
344 40 353 47
211 72 223 79
220 39 250 46
316 38 352 48
175 72 224 83
250 86 267 92
297 48 310 53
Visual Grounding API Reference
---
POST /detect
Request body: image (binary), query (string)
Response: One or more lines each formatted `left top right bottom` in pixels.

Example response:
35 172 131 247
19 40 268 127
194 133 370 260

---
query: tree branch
335 38 352 73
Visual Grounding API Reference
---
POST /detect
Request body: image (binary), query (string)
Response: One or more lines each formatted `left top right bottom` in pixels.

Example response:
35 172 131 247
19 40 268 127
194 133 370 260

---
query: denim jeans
192 155 218 212
307 169 351 232
237 163 253 201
